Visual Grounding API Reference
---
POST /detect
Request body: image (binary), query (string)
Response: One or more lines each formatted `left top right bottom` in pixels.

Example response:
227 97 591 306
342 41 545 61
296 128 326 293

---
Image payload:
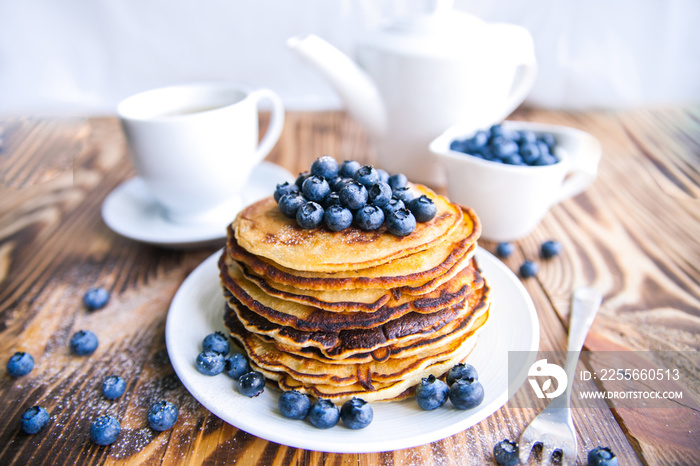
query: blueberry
386 208 416 237
7 352 34 377
496 242 515 258
274 182 299 203
354 165 379 187
278 193 305 218
83 287 110 311
21 406 49 434
392 186 415 204
541 240 562 259
102 375 126 400
278 390 311 420
519 142 541 165
518 130 537 145
301 175 330 203
339 160 362 179
502 153 524 165
449 378 484 409
408 195 437 223
354 205 385 231
491 138 519 158
534 153 558 166
195 351 225 376
90 415 121 445
376 169 389 184
493 439 519 466
489 124 505 139
308 399 339 429
202 331 229 355
446 363 478 386
238 371 266 397
70 330 98 356
588 446 619 466
224 353 250 380
328 176 350 192
322 192 341 209
310 155 339 180
339 181 368 210
340 398 373 429
368 181 392 207
148 400 179 431
415 375 449 410
381 198 405 217
519 260 539 278
296 201 324 229
324 205 353 232
538 132 557 150
387 173 408 190
294 171 310 189
450 139 469 153
471 130 489 149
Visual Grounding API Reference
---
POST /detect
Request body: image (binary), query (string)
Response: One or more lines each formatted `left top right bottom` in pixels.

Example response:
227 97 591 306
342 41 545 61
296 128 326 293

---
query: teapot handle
489 24 538 122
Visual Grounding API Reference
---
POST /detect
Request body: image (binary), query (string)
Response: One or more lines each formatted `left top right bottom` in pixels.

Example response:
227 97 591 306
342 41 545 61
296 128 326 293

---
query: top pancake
233 184 463 273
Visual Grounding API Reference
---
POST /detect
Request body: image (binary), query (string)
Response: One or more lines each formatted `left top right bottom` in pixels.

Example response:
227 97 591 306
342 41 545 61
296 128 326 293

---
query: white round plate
165 247 539 453
101 162 295 248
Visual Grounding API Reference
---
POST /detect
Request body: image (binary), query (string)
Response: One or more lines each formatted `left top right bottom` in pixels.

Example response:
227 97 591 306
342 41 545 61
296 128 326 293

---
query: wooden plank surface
0 109 698 465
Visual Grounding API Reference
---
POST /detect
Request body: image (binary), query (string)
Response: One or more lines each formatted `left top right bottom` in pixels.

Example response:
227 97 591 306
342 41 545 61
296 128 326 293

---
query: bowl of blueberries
430 121 601 241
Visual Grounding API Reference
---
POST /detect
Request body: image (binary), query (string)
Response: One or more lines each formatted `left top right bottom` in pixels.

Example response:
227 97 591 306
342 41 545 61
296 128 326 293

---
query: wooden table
1 108 698 465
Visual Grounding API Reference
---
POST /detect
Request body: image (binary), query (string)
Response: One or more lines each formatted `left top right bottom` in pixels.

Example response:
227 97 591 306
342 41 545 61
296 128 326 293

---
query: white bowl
430 121 601 241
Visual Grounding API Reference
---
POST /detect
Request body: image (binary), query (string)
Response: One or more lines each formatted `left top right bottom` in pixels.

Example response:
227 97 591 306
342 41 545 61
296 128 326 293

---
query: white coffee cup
117 82 285 224
430 121 601 241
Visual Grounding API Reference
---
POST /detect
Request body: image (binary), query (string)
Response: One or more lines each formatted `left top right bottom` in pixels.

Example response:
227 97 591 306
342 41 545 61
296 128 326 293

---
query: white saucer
101 162 295 248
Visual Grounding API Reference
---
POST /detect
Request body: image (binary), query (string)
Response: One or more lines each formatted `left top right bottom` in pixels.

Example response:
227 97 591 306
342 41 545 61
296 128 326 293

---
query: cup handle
249 88 285 162
488 24 538 122
554 129 602 204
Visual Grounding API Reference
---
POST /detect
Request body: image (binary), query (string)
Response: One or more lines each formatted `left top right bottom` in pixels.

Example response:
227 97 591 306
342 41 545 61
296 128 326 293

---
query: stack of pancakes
219 184 491 403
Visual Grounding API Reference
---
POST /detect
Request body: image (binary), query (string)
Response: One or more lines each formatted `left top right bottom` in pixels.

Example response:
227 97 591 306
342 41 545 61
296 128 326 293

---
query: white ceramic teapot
287 0 537 186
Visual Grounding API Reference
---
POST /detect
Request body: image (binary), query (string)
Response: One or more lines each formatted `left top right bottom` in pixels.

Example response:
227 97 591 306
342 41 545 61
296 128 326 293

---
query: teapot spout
287 34 386 136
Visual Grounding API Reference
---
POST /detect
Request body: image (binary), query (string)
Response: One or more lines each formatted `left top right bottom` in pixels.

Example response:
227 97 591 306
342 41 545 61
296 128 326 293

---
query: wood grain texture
1 109 698 465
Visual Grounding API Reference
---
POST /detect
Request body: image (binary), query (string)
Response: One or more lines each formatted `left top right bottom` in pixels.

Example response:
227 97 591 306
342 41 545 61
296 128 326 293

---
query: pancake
226 205 480 292
233 185 463 273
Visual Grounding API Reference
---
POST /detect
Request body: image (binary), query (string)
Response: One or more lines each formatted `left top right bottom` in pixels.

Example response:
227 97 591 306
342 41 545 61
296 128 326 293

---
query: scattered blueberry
70 330 98 356
588 446 619 466
296 201 325 229
376 169 389 184
387 173 408 190
301 175 330 203
294 171 310 189
450 124 559 167
340 398 373 429
308 399 340 429
102 375 126 400
224 353 250 380
274 182 299 203
310 155 339 180
278 193 305 218
202 331 229 355
90 415 121 445
83 287 110 311
278 390 311 420
195 351 225 376
381 198 405 217
386 208 416 237
324 205 353 232
496 242 515 258
7 352 34 377
446 363 478 386
519 260 539 278
368 181 392 207
493 439 519 466
415 375 449 410
148 400 179 431
408 195 437 223
541 240 562 259
354 165 380 187
449 378 484 409
392 186 415 204
339 160 362 179
339 181 368 210
355 205 385 231
238 371 266 397
20 406 49 434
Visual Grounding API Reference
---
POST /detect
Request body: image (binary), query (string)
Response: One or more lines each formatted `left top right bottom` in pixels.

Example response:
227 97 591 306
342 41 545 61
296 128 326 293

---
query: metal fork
518 287 603 465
